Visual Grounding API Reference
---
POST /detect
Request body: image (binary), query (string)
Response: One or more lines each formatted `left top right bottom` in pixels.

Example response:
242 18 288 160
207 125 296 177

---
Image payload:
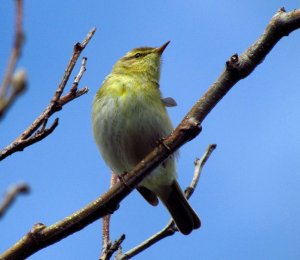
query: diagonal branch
0 0 26 119
0 28 96 162
1 8 300 260
100 234 126 260
118 144 216 260
0 183 30 218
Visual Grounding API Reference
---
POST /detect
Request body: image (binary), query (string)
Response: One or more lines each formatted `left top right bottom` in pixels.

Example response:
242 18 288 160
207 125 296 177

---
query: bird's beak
155 41 170 55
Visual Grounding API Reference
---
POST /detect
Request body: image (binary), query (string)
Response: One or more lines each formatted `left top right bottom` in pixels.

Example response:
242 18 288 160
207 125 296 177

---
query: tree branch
0 0 26 119
0 28 95 162
1 8 299 260
0 183 30 218
118 144 216 260
100 234 126 260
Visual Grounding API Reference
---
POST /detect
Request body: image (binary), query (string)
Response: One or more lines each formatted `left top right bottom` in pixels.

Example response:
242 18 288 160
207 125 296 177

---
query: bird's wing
162 97 177 107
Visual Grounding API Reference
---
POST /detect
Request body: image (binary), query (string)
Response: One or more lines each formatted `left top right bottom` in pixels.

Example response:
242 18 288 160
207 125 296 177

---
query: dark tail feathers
160 180 201 235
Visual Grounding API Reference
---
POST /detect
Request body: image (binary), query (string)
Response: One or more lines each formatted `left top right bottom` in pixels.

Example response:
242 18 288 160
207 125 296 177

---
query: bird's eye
134 53 142 58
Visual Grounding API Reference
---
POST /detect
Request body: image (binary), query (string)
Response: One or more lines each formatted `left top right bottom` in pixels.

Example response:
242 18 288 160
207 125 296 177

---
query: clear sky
1 1 300 259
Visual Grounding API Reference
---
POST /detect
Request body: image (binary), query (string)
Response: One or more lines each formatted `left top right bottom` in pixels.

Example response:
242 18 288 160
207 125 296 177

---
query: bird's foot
157 137 171 152
118 172 134 191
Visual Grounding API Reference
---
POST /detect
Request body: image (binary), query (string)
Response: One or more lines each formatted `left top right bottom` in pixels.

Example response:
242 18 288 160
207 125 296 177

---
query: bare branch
100 234 126 260
0 0 25 119
70 57 87 93
118 144 216 260
1 8 299 260
0 28 96 162
0 69 28 120
118 220 175 260
185 144 217 199
0 183 30 218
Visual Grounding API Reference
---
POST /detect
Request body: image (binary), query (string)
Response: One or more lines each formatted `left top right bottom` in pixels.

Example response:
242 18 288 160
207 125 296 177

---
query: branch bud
12 68 27 94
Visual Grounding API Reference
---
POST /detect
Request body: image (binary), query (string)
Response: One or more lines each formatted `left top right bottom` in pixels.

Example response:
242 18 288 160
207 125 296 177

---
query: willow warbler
92 41 200 235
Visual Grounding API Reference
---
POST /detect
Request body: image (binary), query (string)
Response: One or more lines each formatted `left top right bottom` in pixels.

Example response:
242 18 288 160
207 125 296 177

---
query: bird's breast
93 81 173 174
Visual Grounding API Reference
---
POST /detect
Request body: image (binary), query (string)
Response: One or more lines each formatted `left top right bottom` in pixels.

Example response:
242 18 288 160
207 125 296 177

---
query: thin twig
1 8 300 260
70 57 87 93
0 69 28 120
100 174 118 260
100 234 126 260
0 0 25 119
0 0 24 97
119 144 216 260
185 144 217 199
0 28 96 162
0 183 30 218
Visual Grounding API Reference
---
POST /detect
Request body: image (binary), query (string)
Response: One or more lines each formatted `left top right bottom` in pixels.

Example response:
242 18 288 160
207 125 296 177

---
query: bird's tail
159 180 201 235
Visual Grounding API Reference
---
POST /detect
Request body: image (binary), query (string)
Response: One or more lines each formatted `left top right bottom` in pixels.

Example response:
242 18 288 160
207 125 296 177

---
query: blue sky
1 1 300 259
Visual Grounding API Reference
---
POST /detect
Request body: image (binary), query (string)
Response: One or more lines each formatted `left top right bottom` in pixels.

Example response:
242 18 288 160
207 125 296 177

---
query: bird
92 41 200 235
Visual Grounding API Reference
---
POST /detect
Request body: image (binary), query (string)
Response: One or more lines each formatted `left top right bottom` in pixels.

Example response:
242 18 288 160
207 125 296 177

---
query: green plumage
92 42 200 234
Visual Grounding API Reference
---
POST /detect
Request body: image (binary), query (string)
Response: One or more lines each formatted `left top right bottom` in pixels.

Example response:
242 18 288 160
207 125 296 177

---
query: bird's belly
93 95 176 189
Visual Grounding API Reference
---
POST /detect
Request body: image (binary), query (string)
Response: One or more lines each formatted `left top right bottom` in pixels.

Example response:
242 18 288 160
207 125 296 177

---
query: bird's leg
157 137 173 168
118 171 134 191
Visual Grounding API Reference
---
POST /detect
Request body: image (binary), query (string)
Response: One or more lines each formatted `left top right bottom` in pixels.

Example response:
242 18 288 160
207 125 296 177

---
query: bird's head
112 41 170 81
